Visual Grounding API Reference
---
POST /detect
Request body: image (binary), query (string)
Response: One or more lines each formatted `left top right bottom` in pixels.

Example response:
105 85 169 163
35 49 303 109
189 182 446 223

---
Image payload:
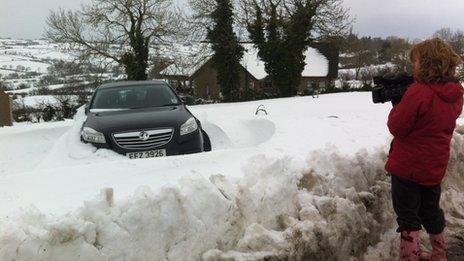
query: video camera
372 74 414 104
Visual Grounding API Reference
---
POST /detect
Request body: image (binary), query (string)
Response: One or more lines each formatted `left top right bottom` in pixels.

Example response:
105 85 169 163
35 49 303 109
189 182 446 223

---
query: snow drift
1 93 463 260
3 139 464 260
1 146 394 260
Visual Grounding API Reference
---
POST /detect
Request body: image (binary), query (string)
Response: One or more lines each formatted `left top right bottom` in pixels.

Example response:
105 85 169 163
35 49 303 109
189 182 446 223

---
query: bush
54 95 77 120
17 83 30 90
194 98 219 105
359 81 373 91
12 94 81 123
42 104 57 122
30 84 51 96
238 88 279 102
12 101 41 122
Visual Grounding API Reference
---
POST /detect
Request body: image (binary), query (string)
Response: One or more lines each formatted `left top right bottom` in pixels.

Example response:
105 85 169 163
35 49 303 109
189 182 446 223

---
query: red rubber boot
430 233 447 261
399 231 421 261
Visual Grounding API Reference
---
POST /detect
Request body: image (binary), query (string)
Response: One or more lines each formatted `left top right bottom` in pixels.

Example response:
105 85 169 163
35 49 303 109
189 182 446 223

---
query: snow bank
2 133 464 260
0 121 72 174
36 106 123 170
1 94 463 260
0 146 392 260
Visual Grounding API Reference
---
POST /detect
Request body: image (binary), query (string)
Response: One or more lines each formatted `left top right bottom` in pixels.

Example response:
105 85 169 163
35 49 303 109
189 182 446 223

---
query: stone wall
0 90 13 127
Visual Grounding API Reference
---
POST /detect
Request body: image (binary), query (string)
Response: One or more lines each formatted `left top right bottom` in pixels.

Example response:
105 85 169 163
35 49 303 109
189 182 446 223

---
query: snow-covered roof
241 44 329 80
301 47 329 77
240 45 267 80
160 43 330 80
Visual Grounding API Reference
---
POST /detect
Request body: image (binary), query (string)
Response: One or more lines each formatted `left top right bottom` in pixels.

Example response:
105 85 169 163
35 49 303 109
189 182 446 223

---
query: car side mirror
180 97 187 104
84 104 90 114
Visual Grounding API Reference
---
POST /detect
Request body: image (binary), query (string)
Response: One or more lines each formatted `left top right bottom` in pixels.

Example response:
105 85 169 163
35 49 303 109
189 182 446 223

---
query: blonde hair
410 38 462 83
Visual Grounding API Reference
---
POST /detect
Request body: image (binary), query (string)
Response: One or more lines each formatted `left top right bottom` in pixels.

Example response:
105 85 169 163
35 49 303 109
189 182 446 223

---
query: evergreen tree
207 0 244 102
247 0 350 97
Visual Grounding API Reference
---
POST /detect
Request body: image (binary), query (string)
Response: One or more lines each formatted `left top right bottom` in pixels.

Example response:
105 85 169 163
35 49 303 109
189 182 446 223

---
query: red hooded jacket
385 81 464 186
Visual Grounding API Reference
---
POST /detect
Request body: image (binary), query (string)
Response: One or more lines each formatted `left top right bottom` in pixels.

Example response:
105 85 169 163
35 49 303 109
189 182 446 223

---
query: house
298 42 339 94
160 56 260 100
159 43 339 100
0 90 13 126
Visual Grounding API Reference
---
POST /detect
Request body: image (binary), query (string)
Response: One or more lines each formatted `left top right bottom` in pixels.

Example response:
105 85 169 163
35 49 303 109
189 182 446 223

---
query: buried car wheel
80 80 210 158
202 129 212 152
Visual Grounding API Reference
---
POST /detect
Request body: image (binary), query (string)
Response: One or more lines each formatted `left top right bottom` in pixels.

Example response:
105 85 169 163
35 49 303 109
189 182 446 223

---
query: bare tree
187 0 216 40
241 0 351 40
386 37 412 73
188 0 249 42
46 0 180 80
434 28 455 42
434 27 464 57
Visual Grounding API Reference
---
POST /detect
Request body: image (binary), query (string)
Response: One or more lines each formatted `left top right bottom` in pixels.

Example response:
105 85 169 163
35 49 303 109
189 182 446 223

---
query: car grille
112 128 174 150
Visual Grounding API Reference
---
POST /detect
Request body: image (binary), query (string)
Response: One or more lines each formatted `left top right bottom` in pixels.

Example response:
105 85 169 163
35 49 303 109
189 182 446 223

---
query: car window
91 84 180 109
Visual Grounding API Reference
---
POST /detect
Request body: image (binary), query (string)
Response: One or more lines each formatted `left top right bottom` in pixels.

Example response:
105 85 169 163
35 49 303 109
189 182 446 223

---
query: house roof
241 45 330 80
159 43 337 80
160 60 206 79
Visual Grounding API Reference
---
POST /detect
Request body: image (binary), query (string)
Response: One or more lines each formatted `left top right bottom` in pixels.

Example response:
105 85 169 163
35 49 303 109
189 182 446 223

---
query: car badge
139 131 150 141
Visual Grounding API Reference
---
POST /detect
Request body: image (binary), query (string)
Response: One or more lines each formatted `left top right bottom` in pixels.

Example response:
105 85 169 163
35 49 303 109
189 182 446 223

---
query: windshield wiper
129 104 179 109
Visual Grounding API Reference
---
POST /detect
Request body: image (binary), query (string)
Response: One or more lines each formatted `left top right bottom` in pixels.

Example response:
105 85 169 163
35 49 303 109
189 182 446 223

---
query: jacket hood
429 82 464 103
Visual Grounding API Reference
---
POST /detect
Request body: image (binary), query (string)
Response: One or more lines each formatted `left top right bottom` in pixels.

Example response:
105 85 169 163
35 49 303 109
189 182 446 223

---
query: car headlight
81 127 107 144
180 117 198 136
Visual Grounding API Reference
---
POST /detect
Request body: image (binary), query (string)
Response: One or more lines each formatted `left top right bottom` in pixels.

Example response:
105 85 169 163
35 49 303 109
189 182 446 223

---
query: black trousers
391 175 445 235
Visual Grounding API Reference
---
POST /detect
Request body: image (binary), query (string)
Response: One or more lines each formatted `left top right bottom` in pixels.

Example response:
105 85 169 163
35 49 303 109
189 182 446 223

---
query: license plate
127 149 166 159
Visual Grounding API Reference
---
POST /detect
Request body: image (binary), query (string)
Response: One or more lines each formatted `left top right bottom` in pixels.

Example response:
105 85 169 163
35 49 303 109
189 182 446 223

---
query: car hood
84 106 191 133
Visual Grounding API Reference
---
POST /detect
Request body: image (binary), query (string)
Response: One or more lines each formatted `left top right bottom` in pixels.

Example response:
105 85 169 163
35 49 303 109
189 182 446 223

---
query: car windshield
91 84 180 110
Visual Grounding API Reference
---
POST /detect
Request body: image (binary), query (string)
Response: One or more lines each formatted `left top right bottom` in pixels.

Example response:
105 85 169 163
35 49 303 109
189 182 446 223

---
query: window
92 84 180 109
249 80 255 89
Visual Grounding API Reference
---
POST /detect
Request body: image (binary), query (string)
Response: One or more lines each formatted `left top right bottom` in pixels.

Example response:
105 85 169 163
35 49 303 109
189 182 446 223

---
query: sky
343 0 464 39
1 0 464 40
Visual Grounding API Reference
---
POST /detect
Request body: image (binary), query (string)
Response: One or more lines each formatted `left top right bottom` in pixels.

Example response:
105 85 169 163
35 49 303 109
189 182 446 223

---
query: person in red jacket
386 38 463 261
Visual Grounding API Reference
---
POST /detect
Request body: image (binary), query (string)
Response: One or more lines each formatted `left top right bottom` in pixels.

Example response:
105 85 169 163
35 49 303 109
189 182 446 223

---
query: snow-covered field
0 40 59 77
1 93 464 260
0 39 109 94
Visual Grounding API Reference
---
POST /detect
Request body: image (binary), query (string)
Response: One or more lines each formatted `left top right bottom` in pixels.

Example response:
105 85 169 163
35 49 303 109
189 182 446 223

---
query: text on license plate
127 150 166 159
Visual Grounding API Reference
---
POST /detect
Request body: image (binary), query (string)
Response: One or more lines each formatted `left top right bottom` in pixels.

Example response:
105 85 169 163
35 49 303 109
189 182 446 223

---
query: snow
0 93 463 260
14 95 60 107
0 54 51 73
161 44 330 79
301 47 329 77
241 44 329 80
241 45 268 80
334 79 367 89
0 39 112 94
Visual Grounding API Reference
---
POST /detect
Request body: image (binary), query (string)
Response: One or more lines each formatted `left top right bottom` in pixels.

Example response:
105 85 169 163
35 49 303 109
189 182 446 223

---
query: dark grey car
81 80 211 158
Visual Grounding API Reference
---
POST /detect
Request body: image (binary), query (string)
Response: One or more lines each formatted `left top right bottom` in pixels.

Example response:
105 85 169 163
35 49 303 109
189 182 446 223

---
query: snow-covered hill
0 93 463 260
